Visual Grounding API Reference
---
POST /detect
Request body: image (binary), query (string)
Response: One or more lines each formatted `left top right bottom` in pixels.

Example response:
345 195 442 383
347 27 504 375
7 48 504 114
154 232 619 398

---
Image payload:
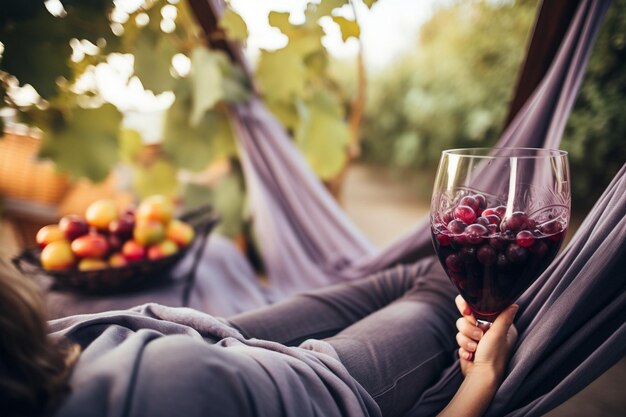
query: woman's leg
229 257 437 346
324 259 458 417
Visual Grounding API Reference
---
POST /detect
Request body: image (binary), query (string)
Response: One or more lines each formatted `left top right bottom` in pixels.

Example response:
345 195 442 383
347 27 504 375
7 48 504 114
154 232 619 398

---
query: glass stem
476 319 492 333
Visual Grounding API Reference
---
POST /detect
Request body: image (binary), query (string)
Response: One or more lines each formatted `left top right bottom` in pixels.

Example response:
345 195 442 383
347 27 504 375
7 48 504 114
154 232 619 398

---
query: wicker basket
13 207 220 295
0 130 70 204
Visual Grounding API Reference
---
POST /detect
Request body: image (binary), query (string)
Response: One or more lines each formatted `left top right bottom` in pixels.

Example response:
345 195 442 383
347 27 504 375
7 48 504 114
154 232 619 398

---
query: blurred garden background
0 0 625 415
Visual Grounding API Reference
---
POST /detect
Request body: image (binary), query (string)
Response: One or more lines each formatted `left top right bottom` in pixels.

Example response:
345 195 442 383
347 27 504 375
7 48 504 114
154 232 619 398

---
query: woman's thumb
490 304 519 337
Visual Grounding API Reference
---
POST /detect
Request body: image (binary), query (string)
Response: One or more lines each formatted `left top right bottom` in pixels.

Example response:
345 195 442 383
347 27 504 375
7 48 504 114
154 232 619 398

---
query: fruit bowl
13 206 220 295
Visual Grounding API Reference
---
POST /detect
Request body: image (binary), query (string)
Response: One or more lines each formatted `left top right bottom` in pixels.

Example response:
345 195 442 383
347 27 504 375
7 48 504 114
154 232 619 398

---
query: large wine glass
430 148 570 331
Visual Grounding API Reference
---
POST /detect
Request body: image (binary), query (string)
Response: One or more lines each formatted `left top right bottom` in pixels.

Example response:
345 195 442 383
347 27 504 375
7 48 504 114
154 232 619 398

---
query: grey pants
229 256 458 417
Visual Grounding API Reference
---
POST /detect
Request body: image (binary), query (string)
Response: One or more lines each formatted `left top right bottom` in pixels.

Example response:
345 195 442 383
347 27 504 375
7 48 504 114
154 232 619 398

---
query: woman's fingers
458 347 474 362
455 295 475 322
456 332 478 352
456 317 484 341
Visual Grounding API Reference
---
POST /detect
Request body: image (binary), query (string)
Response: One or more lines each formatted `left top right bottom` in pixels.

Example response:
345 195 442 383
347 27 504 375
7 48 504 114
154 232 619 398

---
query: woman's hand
454 295 518 382
438 298 518 417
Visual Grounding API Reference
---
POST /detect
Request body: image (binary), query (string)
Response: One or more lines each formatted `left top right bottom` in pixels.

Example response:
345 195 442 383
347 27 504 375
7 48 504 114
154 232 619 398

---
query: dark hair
0 258 79 417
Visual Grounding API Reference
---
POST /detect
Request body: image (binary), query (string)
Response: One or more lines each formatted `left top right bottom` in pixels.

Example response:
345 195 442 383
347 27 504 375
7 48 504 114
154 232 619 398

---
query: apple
108 215 134 240
137 195 174 224
122 240 146 262
41 240 75 271
133 219 165 246
36 225 66 248
78 258 108 271
85 199 118 230
166 219 195 247
147 239 178 260
59 214 89 240
70 233 109 259
109 252 128 268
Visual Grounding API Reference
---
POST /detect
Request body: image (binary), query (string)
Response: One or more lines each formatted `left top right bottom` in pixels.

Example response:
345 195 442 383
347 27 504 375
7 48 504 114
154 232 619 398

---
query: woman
0 256 517 417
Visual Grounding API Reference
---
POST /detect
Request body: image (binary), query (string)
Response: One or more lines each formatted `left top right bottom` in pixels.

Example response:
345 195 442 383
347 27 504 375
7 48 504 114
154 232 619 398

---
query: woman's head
0 257 78 417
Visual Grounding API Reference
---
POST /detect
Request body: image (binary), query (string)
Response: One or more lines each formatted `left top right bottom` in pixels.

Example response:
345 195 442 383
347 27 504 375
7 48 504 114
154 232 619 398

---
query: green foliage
132 28 179 94
132 158 178 199
162 78 237 172
181 165 246 237
219 7 248 41
359 0 625 212
256 0 359 179
0 1 115 99
0 0 365 236
360 0 538 167
295 90 350 179
38 104 122 182
256 48 308 102
332 16 360 42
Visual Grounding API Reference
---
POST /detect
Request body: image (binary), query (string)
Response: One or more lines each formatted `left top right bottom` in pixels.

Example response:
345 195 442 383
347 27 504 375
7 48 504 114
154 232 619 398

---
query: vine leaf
38 104 122 182
295 90 350 179
119 129 143 163
268 12 292 34
190 47 223 125
133 28 178 94
219 8 248 41
0 2 115 99
332 16 360 42
132 158 178 199
306 0 348 22
163 82 237 172
256 48 307 101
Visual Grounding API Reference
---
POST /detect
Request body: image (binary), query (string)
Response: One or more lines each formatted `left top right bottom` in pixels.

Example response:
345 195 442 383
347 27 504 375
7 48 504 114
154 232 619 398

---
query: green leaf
268 12 292 34
295 90 350 179
219 8 248 41
190 47 223 125
331 16 360 42
1 12 72 98
163 84 237 171
133 29 178 94
266 100 300 132
210 169 246 237
132 159 178 199
306 0 348 22
256 48 307 102
0 2 116 99
220 63 250 103
181 167 246 237
38 104 122 182
119 128 143 163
